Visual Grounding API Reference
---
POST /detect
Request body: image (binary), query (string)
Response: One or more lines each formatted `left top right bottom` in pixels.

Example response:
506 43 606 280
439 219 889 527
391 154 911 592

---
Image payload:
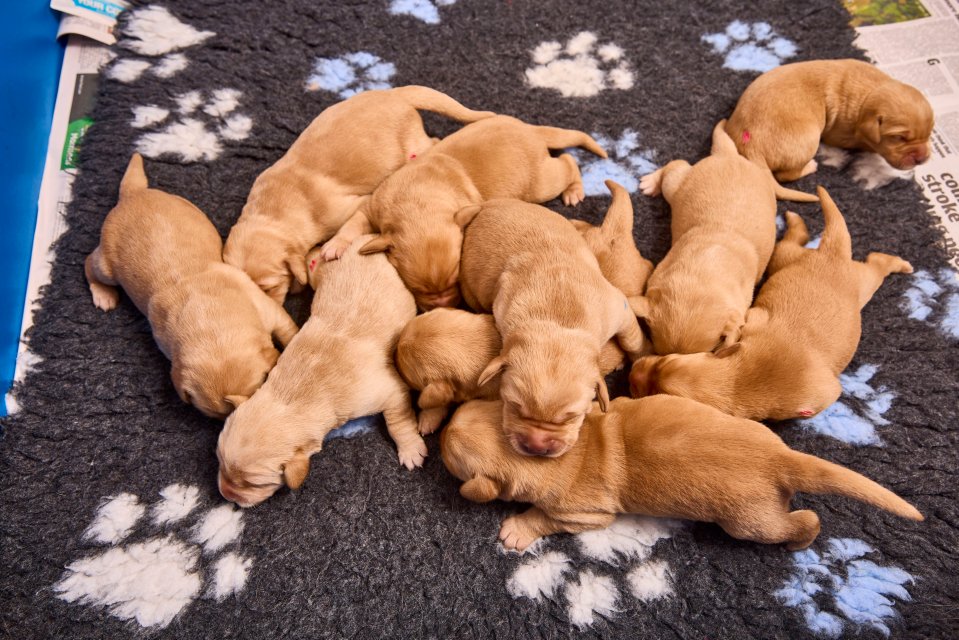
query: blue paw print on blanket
798 365 894 446
901 269 959 340
305 52 395 98
325 415 378 442
389 0 457 24
776 538 915 638
701 21 797 72
571 129 657 195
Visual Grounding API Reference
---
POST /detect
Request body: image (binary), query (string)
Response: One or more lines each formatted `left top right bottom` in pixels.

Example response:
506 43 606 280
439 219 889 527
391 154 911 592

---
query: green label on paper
61 117 93 170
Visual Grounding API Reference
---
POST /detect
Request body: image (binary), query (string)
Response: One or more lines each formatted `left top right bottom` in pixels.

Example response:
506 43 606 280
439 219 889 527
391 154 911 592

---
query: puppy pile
87 60 933 551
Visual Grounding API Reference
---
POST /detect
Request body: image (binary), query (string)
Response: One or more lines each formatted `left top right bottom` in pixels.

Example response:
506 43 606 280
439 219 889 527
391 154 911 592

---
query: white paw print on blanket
305 52 396 98
571 129 658 195
388 0 457 24
130 88 253 163
701 21 797 73
54 484 251 629
506 515 679 628
525 32 635 98
106 6 215 83
817 144 915 190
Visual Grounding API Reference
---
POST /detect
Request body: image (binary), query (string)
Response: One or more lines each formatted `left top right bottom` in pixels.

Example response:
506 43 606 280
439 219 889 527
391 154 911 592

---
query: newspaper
51 0 128 44
848 0 959 271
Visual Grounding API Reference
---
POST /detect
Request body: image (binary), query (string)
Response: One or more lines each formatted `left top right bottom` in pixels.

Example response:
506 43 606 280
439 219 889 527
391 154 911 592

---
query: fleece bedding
1 1 957 638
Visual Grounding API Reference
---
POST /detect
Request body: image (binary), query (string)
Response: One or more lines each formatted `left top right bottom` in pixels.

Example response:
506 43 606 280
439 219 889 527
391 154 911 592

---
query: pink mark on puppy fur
742 130 751 144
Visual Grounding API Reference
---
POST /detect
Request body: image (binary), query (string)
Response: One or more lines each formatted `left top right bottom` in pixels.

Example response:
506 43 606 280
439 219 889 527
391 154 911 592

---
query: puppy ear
477 356 508 387
283 450 311 490
224 395 249 409
285 252 309 287
713 342 742 359
454 205 482 228
595 377 610 412
359 234 393 255
628 295 651 319
419 380 455 409
859 114 883 146
460 475 500 503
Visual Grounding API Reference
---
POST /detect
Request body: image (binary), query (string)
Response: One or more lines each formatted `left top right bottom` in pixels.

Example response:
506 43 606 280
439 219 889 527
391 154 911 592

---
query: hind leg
854 252 914 308
774 159 818 183
640 160 691 199
614 300 647 359
531 153 585 206
767 212 812 275
718 509 821 550
84 247 119 311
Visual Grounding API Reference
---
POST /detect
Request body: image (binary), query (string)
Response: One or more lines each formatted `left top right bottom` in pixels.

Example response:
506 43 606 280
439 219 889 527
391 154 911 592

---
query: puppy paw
799 159 818 178
397 437 428 470
639 169 663 197
418 408 446 436
90 284 119 311
562 182 585 207
319 237 350 261
498 515 540 552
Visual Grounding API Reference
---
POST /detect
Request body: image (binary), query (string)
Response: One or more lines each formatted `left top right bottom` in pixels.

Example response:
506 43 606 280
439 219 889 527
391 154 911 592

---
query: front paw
498 515 541 552
397 437 427 470
319 237 350 261
418 408 446 435
90 284 119 311
562 182 585 206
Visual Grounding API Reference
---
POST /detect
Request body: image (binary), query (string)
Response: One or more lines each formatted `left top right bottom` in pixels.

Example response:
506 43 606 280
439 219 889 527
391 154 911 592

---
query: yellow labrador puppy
319 115 607 310
633 121 818 355
442 397 922 552
629 187 913 421
85 154 297 419
216 235 425 507
726 59 933 182
223 86 494 302
459 199 645 458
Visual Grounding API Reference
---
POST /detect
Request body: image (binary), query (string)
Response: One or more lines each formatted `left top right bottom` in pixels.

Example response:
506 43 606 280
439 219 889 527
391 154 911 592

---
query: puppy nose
218 476 241 504
914 150 930 165
516 432 557 457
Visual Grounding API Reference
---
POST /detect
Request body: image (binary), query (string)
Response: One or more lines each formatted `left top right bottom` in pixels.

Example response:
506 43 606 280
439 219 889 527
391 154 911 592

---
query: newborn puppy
217 235 425 507
85 154 298 419
630 187 913 421
224 86 494 302
725 59 933 182
320 115 607 310
569 179 653 298
396 309 626 435
442 397 922 552
634 121 818 355
459 199 645 457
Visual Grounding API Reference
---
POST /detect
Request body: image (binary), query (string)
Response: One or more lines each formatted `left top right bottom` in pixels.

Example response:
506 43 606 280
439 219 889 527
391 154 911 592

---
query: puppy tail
785 451 923 521
772 183 820 203
538 126 608 158
600 179 635 240
816 186 853 260
119 153 149 196
710 120 738 156
394 85 496 123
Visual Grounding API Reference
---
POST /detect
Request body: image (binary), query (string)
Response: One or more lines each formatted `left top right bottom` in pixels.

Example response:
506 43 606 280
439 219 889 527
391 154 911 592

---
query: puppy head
216 391 316 507
481 334 604 457
224 222 308 303
440 400 507 502
629 346 739 403
858 82 934 170
633 291 744 355
172 341 278 420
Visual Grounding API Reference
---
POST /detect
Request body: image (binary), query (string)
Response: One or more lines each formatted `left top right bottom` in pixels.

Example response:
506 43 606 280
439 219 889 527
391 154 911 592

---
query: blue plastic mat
0 5 63 416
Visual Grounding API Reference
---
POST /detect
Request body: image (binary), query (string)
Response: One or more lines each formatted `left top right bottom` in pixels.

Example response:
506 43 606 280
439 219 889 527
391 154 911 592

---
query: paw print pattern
525 32 635 98
131 88 253 163
305 52 396 98
901 269 959 340
570 129 658 195
54 484 250 629
798 364 895 446
775 538 915 639
817 145 914 190
701 21 797 73
106 6 214 83
388 0 457 24
506 516 678 628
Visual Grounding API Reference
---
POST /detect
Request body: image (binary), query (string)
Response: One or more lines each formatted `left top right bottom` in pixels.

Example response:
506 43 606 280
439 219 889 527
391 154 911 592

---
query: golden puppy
223 86 494 302
630 187 913 421
633 121 818 355
319 115 607 310
217 235 425 507
396 309 626 435
442 397 922 552
459 199 645 458
84 154 298 419
725 59 933 182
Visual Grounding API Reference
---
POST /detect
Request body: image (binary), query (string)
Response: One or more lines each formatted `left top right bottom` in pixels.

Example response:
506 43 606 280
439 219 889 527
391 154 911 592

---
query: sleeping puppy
633 121 818 355
629 187 913 421
725 59 933 183
395 309 627 435
85 154 298 419
442 397 922 552
223 86 495 303
217 235 426 507
319 115 607 310
459 199 645 458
